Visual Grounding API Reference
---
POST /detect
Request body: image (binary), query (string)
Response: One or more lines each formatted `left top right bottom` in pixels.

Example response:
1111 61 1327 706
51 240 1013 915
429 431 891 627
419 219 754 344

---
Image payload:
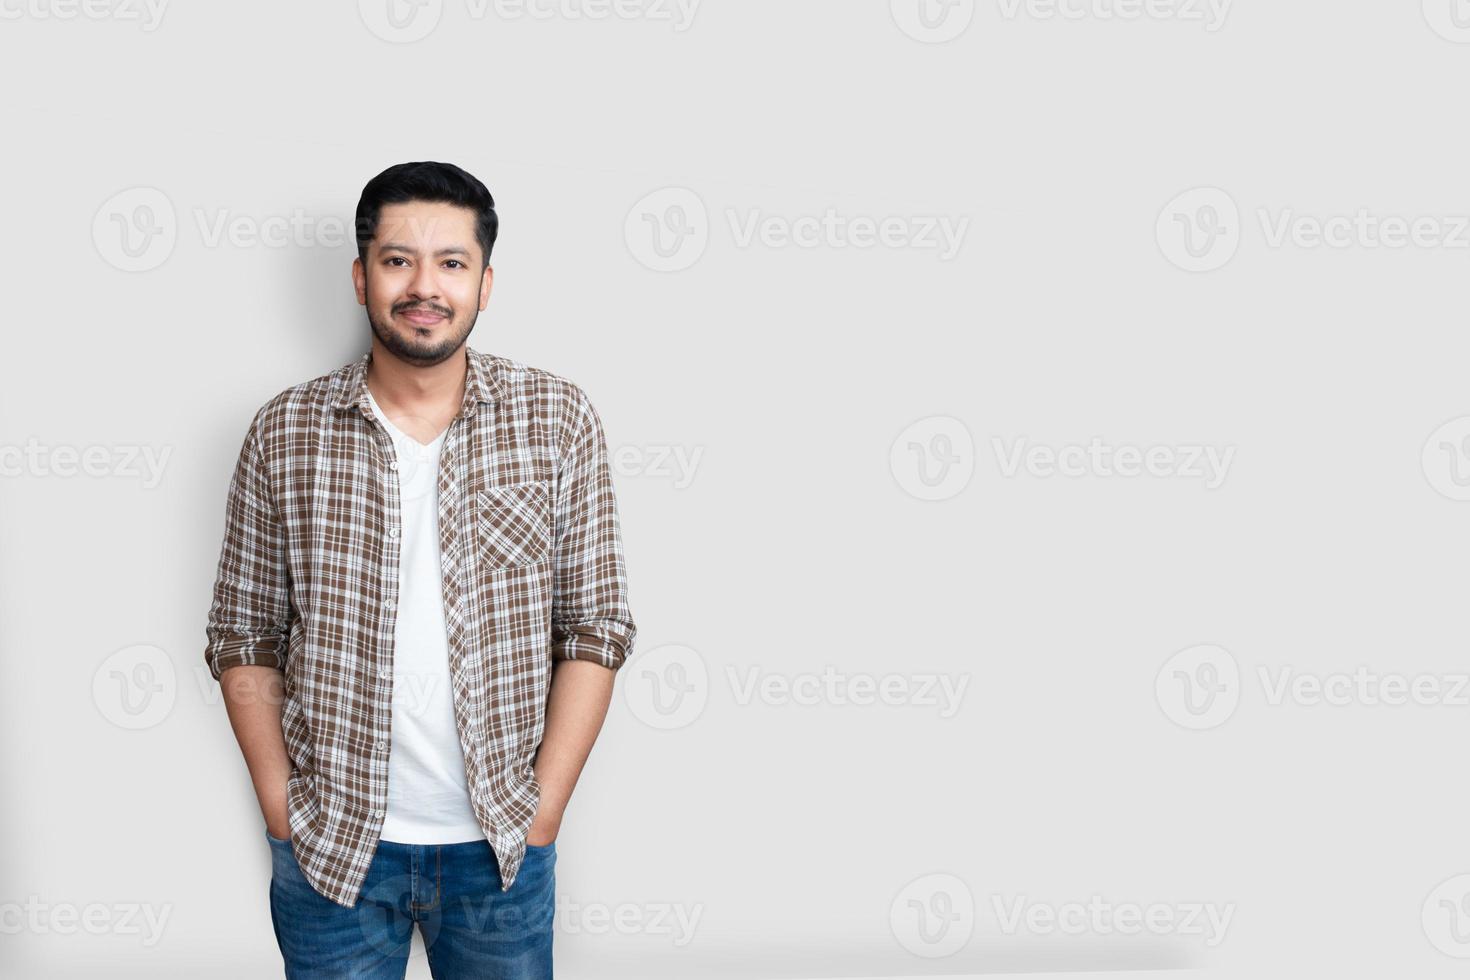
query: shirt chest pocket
475 479 553 569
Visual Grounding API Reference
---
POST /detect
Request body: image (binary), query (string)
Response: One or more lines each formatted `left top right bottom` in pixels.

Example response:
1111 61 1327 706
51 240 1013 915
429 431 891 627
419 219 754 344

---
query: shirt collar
331 345 503 418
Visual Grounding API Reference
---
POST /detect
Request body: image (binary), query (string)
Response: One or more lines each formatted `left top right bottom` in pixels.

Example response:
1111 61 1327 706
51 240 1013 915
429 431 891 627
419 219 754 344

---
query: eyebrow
378 242 472 257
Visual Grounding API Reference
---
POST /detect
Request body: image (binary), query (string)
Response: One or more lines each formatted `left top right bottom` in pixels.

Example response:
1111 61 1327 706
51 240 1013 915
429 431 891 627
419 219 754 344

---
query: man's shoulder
475 348 594 413
248 352 367 434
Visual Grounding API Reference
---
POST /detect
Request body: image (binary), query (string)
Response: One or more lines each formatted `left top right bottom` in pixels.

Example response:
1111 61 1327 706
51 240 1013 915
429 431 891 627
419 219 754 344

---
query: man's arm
529 660 616 845
530 386 637 845
221 667 293 839
204 414 295 838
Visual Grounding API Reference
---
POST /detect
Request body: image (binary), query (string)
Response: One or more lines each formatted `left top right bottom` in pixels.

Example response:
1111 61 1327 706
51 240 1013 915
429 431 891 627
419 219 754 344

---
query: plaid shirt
204 345 636 909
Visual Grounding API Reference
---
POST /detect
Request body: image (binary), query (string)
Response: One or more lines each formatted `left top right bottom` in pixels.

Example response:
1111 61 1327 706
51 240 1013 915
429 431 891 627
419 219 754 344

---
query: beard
367 301 479 367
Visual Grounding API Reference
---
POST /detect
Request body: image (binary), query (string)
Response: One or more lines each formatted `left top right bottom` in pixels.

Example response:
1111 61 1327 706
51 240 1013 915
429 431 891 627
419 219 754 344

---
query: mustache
395 303 452 317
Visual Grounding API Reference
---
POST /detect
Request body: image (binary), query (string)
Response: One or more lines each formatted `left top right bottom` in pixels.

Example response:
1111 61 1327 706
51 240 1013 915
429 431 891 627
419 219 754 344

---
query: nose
407 259 439 301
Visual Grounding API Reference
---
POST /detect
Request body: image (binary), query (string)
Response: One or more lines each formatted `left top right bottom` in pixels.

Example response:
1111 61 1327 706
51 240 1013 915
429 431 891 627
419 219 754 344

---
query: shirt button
387 460 398 470
388 527 400 539
375 740 387 751
378 667 391 679
373 809 384 818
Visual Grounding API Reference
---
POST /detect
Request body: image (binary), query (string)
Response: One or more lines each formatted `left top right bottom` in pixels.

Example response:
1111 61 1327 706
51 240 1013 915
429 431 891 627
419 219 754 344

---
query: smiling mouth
398 308 448 325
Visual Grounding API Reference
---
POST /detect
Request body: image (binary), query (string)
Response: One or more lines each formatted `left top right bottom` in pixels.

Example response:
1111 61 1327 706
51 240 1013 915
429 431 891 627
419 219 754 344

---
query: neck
365 338 468 415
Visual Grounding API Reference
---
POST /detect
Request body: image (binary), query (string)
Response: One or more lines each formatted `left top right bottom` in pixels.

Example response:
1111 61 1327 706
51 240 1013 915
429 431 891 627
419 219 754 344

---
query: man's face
353 200 493 367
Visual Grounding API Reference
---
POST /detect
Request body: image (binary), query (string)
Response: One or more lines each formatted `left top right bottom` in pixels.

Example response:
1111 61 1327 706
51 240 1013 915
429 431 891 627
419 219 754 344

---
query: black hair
355 161 498 269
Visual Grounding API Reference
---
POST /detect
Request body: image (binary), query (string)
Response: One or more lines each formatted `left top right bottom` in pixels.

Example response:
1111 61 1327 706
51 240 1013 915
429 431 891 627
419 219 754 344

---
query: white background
2 0 1469 977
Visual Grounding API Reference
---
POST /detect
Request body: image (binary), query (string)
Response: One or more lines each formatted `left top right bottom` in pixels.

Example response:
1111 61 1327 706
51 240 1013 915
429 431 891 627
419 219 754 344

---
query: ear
479 263 494 311
352 257 368 306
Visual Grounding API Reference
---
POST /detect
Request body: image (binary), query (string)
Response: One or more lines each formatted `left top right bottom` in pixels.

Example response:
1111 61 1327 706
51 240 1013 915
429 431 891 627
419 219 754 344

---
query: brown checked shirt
204 345 636 908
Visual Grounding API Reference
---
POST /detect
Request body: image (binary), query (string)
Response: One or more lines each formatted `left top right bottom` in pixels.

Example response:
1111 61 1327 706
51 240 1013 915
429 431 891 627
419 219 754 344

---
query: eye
445 260 465 269
385 256 407 267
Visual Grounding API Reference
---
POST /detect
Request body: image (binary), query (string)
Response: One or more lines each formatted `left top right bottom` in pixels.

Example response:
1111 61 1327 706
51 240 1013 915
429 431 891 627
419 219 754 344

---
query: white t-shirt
367 389 484 844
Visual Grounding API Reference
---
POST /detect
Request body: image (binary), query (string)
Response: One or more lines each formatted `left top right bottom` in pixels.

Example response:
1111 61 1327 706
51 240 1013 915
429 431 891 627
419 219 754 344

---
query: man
204 161 636 979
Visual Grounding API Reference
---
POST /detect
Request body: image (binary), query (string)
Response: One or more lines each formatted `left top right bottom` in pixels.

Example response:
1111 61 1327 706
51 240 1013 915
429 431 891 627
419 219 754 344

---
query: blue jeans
267 830 555 979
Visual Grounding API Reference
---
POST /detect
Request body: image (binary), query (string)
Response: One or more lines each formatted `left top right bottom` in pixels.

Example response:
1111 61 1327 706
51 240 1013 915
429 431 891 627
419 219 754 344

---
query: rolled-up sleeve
204 412 292 681
550 385 637 671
